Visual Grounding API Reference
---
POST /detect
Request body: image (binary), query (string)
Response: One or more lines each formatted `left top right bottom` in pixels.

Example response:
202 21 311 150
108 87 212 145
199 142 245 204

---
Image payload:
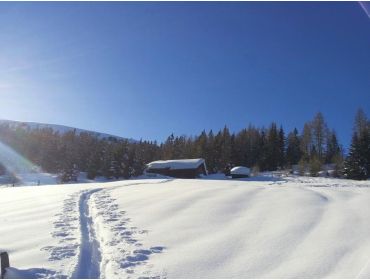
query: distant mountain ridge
0 119 137 143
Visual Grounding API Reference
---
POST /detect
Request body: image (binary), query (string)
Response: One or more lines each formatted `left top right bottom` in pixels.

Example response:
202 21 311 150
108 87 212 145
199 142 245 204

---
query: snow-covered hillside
0 120 136 142
1 176 370 278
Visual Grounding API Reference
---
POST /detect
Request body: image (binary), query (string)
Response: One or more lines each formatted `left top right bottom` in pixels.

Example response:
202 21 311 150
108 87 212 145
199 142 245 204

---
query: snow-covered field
1 176 370 278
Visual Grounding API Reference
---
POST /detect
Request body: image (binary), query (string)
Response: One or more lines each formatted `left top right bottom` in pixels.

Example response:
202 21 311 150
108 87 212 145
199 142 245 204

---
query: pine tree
344 133 368 180
60 163 79 182
258 129 268 171
195 131 208 158
332 153 344 178
278 126 286 168
220 126 232 169
344 110 370 180
286 128 301 166
230 133 240 166
359 128 370 176
354 108 369 138
325 130 341 164
206 130 216 173
246 126 262 168
162 134 175 160
265 123 280 171
173 136 186 159
86 151 100 179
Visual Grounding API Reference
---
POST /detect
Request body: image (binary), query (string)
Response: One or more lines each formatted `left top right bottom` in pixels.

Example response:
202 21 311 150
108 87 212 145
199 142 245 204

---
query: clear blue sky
0 2 370 149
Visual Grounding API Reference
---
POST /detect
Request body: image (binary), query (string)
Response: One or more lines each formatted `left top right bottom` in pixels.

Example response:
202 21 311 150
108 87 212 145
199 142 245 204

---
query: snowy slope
0 176 370 278
0 119 136 142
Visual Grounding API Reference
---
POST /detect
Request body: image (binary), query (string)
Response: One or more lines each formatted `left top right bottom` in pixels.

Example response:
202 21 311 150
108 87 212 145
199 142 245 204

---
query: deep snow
1 176 370 278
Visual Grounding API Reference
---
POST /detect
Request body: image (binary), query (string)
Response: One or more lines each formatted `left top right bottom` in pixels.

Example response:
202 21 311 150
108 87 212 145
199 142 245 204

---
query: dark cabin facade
146 159 208 179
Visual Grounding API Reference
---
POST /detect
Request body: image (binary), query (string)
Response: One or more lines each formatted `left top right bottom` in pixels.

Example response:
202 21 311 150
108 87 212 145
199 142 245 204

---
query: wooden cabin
145 158 208 179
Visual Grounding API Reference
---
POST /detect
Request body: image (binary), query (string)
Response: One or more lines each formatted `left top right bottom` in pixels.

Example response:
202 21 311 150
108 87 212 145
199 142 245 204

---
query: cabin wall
167 169 198 178
197 164 207 176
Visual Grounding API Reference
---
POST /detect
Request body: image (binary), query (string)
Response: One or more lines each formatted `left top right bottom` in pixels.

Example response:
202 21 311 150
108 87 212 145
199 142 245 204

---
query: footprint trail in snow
90 189 166 278
44 185 166 279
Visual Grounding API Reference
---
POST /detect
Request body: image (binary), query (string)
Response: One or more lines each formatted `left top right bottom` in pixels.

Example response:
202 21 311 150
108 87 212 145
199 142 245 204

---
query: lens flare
0 141 39 173
359 1 370 19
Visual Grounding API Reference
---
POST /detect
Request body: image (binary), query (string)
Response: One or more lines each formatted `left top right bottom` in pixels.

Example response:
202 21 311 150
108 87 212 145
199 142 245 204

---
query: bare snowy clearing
0 176 370 278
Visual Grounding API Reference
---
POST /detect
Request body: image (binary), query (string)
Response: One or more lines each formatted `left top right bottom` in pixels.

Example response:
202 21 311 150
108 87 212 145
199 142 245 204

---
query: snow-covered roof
230 166 251 175
147 158 205 170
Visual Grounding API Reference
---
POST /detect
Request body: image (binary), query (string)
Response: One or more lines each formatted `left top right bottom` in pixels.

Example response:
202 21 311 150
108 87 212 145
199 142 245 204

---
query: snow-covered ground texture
1 176 370 278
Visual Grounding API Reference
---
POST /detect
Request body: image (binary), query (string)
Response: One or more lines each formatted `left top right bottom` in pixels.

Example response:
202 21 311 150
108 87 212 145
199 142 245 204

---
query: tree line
159 112 343 176
0 125 160 182
0 109 369 181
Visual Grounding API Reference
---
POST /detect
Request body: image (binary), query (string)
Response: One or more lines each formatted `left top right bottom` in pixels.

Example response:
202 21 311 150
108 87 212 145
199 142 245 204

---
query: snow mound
230 166 251 175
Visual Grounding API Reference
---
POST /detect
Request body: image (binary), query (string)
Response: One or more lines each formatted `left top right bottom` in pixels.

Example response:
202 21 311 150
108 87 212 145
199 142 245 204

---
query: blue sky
0 2 369 148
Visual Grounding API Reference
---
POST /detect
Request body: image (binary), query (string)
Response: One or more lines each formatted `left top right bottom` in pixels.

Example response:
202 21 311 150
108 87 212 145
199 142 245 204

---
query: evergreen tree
213 130 223 171
344 133 368 180
359 129 370 176
246 126 261 168
286 128 301 166
230 133 240 166
325 130 341 164
344 110 370 180
195 131 208 158
60 162 79 182
265 123 280 171
206 130 216 173
220 126 232 169
278 126 286 168
162 134 175 159
332 153 344 178
354 108 369 138
258 130 268 171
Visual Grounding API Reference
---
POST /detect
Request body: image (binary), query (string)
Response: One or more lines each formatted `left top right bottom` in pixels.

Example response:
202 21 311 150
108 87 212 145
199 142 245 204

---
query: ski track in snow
44 180 170 278
72 188 103 279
